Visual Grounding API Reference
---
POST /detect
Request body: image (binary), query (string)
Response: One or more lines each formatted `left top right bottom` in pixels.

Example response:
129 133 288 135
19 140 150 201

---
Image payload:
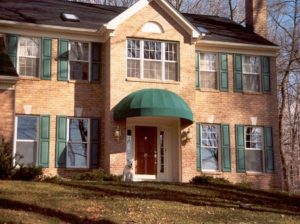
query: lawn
0 180 299 224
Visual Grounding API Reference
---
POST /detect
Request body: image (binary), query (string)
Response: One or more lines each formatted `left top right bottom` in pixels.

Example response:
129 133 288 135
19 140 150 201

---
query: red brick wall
0 88 15 143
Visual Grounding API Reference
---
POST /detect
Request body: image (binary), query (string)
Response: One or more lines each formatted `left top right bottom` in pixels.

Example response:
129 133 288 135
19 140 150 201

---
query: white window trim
13 115 40 166
16 36 42 78
244 126 265 173
198 51 219 90
68 41 91 82
126 38 179 81
200 124 221 172
66 117 90 169
242 55 262 92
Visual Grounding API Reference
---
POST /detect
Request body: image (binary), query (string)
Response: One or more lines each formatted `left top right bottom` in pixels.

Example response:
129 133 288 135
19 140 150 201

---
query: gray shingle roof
0 0 276 46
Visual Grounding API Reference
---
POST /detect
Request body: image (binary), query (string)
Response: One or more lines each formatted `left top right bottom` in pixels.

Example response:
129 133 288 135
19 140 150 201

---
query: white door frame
126 117 179 182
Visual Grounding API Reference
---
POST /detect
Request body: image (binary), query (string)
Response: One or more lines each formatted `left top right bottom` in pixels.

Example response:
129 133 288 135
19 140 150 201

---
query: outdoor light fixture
23 105 32 114
114 125 121 140
182 128 192 142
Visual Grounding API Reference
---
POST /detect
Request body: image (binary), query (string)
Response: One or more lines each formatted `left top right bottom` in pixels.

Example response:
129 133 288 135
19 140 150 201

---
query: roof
0 0 276 46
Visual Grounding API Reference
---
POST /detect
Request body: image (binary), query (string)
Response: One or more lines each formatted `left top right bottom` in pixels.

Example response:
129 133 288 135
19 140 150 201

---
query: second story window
200 53 218 89
127 39 178 81
242 56 260 92
18 37 40 77
69 41 89 81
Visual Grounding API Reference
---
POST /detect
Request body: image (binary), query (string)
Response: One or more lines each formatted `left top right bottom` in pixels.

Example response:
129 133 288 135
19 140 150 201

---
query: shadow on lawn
0 198 116 224
53 181 300 216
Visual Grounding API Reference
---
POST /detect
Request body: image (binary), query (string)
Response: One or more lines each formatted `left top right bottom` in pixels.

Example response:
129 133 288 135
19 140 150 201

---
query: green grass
0 180 299 224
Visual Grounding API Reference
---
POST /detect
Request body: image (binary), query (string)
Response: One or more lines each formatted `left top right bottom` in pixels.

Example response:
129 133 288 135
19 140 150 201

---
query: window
127 39 178 81
245 126 263 172
69 41 90 81
67 118 89 168
199 53 218 89
201 124 220 171
15 116 39 165
18 37 40 77
242 56 261 92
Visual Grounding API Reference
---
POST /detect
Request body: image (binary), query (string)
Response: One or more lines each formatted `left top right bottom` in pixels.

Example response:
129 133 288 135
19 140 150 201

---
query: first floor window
69 41 90 81
201 124 220 171
127 39 178 81
67 118 89 168
18 36 40 77
245 126 263 172
15 116 39 165
199 52 218 89
242 56 261 92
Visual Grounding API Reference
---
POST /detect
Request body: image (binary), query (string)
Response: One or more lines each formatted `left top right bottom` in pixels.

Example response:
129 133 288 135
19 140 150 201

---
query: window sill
126 77 180 85
245 171 264 175
19 76 40 81
197 88 220 93
68 80 89 84
202 170 223 175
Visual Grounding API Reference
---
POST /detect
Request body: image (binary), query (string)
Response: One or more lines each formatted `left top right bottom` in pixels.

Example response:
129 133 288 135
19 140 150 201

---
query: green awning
113 89 193 122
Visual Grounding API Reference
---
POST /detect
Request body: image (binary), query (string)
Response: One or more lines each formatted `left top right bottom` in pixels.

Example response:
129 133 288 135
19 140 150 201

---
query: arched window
141 22 164 34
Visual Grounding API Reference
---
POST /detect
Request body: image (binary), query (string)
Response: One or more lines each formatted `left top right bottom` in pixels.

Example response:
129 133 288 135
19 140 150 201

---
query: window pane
18 37 40 57
200 71 217 89
165 43 177 61
127 39 140 58
144 41 161 60
19 57 39 77
16 142 37 165
246 150 263 172
200 53 217 71
202 147 218 170
144 61 162 79
67 143 88 167
70 42 89 61
127 59 140 78
243 74 259 92
70 61 89 80
69 119 88 142
165 62 177 81
17 117 37 140
201 124 219 170
242 56 260 74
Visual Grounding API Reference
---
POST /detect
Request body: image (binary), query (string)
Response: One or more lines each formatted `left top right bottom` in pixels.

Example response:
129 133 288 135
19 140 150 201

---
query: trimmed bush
0 137 15 179
71 169 121 182
190 175 230 185
11 166 43 181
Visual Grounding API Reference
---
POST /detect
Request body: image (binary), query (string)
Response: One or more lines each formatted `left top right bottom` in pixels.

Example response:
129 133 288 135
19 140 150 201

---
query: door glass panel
160 131 165 173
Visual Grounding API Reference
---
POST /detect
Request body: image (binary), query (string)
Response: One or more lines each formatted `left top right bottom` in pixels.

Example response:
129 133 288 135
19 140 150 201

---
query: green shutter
56 116 67 167
39 115 50 167
7 34 18 69
58 39 69 81
221 124 231 172
91 43 101 82
262 56 271 93
264 126 274 172
219 53 228 91
41 38 52 80
90 118 100 168
235 125 245 172
234 54 243 92
196 123 201 171
195 52 200 89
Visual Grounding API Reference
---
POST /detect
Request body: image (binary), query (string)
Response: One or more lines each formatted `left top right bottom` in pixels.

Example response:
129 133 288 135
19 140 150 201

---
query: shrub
190 175 231 185
71 169 122 182
11 166 43 181
0 137 16 179
71 169 106 181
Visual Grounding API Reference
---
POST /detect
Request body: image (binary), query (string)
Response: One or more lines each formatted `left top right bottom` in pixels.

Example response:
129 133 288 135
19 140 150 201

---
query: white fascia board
105 0 200 39
0 75 19 81
198 40 280 50
0 20 105 42
105 0 150 30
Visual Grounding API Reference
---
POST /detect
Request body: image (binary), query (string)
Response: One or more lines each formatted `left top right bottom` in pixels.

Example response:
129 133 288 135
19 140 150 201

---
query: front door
135 126 157 175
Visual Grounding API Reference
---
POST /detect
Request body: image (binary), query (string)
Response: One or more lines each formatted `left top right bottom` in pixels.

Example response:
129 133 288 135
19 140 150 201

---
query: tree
268 0 300 191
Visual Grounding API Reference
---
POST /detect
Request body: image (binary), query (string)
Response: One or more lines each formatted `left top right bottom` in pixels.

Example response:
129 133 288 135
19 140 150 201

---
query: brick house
0 0 280 188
